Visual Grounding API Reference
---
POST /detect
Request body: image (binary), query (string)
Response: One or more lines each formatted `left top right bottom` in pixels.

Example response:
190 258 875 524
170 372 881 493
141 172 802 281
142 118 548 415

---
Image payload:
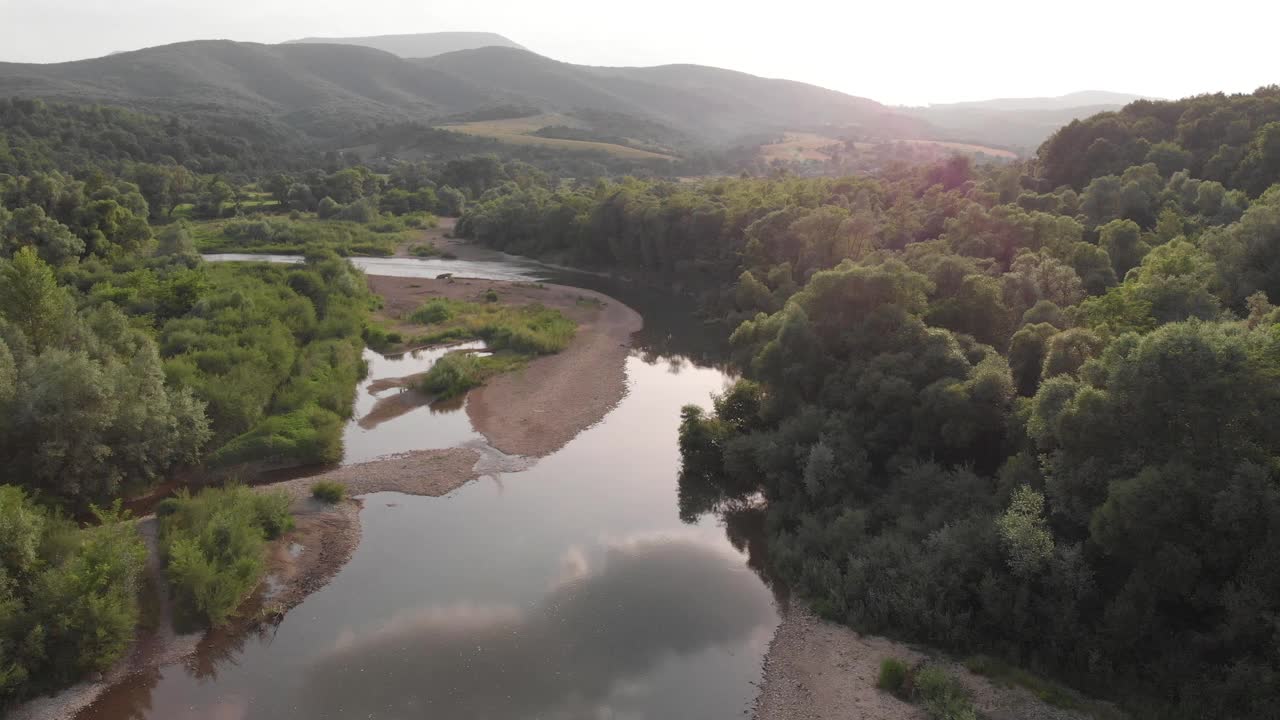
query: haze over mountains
0 32 1142 159
285 32 526 58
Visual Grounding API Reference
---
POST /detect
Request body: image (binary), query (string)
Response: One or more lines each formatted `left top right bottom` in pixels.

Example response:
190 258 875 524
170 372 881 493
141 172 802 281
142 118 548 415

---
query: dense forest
0 102 413 708
456 90 1280 719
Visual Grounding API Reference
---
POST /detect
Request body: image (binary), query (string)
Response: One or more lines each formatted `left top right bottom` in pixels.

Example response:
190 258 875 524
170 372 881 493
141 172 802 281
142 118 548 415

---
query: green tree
0 247 73 353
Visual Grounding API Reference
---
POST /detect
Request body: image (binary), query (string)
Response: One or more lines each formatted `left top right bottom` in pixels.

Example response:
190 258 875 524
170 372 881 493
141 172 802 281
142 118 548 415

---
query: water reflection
342 344 486 464
294 536 774 719
85 242 771 720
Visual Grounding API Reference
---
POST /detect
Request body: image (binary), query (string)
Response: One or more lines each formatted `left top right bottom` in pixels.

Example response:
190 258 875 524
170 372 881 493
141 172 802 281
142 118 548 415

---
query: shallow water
205 249 554 282
80 254 773 720
342 343 487 465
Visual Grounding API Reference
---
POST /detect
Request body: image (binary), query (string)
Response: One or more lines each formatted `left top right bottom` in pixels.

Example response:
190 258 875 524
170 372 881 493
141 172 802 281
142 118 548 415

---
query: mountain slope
0 41 925 149
931 90 1150 111
285 32 526 58
0 40 495 137
419 47 929 141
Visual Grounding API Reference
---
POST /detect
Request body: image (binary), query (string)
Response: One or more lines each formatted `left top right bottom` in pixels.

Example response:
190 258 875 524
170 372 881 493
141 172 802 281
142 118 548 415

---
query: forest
0 84 1278 716
456 88 1280 719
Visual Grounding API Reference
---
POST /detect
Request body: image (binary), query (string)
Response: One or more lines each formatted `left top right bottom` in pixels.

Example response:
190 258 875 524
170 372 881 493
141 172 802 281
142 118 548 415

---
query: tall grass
407 297 575 354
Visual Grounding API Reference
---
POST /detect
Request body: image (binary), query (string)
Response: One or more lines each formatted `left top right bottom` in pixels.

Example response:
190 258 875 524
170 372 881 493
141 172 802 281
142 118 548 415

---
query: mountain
285 32 526 58
0 41 497 137
901 92 1153 152
929 90 1151 112
419 48 926 142
0 40 929 149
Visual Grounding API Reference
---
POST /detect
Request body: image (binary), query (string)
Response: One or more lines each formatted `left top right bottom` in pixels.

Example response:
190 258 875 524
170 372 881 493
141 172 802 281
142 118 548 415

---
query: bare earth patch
755 605 1098 720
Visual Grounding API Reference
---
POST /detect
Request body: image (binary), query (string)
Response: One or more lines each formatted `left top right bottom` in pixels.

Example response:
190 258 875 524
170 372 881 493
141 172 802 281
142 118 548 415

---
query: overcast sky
1 0 1275 105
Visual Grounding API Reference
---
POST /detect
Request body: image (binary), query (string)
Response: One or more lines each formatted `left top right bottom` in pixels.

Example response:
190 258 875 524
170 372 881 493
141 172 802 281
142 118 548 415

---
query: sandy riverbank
754 605 1100 720
368 274 643 457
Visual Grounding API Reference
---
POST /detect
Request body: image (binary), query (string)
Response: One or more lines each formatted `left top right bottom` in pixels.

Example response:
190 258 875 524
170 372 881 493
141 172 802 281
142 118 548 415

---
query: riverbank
754 605 1108 720
16 274 642 720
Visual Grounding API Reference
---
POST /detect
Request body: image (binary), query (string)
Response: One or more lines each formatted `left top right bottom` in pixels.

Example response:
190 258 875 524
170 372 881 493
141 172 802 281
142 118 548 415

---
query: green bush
420 351 524 399
409 298 456 324
160 485 294 627
408 243 443 257
208 404 345 468
0 486 146 707
913 666 977 720
878 657 911 698
311 481 346 504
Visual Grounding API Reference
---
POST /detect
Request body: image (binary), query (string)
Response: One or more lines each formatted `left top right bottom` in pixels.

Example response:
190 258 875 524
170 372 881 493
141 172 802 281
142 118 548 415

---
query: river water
78 253 781 720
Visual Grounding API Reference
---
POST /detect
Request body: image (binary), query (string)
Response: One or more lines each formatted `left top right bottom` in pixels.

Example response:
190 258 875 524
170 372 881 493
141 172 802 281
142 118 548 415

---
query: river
77 252 782 720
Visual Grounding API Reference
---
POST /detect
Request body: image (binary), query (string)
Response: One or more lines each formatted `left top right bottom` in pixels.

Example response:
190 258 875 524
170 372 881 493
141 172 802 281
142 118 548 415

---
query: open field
760 132 843 162
440 114 674 160
902 138 1019 159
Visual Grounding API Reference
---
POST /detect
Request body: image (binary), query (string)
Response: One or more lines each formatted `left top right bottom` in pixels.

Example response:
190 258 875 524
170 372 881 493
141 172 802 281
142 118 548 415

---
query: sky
1 0 1275 106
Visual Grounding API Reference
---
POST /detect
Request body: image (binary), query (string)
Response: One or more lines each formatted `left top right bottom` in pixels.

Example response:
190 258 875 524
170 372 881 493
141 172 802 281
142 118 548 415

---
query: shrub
484 289 499 302
409 298 455 324
420 352 524 399
408 243 442 257
208 404 345 468
913 666 977 720
0 487 146 706
160 485 294 626
311 481 345 504
878 657 911 698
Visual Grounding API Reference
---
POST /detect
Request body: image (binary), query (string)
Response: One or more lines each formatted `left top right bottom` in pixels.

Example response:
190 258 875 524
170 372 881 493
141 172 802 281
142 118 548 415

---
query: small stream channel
77 251 782 720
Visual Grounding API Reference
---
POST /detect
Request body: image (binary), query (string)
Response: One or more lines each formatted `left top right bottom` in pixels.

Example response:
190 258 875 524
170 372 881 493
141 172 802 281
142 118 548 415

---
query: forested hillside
458 90 1280 719
0 39 949 166
1038 85 1280 193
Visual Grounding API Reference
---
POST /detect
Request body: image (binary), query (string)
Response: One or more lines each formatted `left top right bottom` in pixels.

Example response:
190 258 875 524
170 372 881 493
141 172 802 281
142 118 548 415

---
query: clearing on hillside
438 114 674 160
759 132 844 162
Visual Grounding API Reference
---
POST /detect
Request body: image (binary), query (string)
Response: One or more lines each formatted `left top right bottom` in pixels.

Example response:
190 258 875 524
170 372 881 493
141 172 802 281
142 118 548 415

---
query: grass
419 351 526 400
407 297 575 355
441 114 674 160
759 132 843 162
408 296 576 398
311 481 346 504
903 139 1017 159
964 655 1126 720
